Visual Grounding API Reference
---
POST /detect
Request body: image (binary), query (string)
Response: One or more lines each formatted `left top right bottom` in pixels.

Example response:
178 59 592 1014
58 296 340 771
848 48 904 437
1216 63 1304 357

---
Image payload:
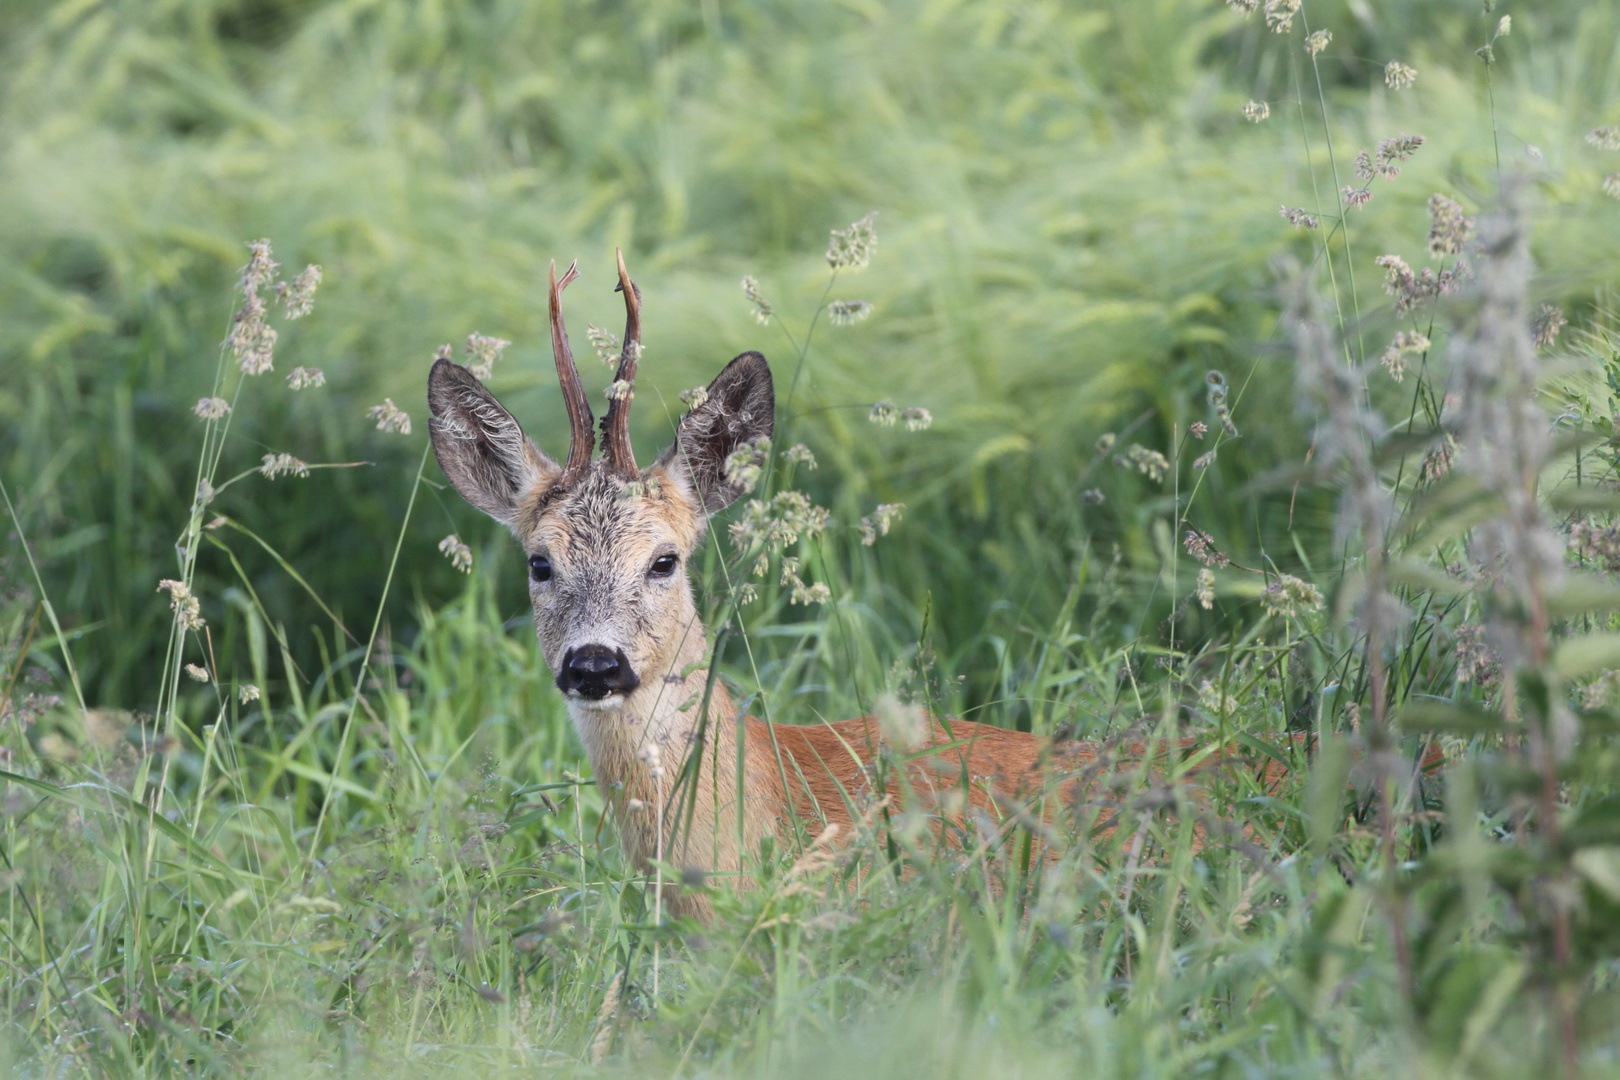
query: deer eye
529 554 553 583
649 553 679 578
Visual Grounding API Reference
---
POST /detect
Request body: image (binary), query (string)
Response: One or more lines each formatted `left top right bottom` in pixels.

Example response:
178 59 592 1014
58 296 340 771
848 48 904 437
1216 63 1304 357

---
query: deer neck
563 611 759 867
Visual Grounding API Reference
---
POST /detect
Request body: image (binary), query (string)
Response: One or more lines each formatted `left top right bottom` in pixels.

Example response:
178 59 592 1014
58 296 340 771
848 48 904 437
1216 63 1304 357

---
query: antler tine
548 259 595 481
601 247 642 477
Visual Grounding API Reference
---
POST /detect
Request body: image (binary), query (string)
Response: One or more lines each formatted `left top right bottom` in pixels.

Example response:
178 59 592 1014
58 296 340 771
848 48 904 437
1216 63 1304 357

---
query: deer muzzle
557 644 640 701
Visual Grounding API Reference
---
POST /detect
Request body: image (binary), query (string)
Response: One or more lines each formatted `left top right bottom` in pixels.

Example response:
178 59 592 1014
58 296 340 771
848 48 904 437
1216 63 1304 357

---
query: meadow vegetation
5 0 1620 1075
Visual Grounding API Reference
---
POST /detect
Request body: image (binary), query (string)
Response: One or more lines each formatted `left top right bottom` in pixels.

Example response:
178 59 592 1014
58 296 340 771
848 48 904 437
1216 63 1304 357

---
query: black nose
557 645 640 699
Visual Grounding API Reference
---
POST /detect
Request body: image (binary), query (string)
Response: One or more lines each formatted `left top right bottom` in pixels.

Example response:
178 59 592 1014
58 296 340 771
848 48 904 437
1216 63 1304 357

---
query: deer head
425 253 773 725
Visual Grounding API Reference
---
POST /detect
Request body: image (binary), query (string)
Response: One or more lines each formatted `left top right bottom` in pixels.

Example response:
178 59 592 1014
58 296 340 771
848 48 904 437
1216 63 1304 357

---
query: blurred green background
3 0 1618 712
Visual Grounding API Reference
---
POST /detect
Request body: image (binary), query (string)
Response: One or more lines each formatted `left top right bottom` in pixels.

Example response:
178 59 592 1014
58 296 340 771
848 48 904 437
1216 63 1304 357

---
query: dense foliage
4 0 1620 1076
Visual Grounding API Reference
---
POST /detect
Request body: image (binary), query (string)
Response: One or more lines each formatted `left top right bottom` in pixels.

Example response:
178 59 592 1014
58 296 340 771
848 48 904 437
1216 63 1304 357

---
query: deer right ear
658 351 775 516
427 358 560 527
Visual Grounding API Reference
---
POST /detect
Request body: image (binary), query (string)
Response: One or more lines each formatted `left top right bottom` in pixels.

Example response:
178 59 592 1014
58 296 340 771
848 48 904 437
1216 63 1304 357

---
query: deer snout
557 645 640 700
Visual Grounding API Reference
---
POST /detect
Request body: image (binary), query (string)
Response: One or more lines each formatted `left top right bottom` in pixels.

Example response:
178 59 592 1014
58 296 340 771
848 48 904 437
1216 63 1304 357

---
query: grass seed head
1384 61 1417 90
438 534 473 573
259 453 309 480
828 299 874 325
1304 29 1330 55
826 212 877 271
286 366 325 390
367 399 412 434
193 397 231 420
1532 304 1567 349
1242 100 1270 123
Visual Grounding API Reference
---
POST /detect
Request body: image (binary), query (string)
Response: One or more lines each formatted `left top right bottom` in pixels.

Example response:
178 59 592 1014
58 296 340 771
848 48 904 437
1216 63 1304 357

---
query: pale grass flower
1263 0 1299 34
730 489 829 550
723 439 769 494
465 333 511 380
783 443 818 469
586 324 620 366
1495 15 1510 36
259 453 309 480
741 276 773 324
869 400 898 427
185 663 210 683
276 264 322 319
1095 432 1117 453
1304 29 1330 55
780 557 832 605
157 579 205 631
605 380 633 403
1261 573 1323 616
1427 194 1473 258
1081 489 1105 504
679 385 709 411
1532 304 1567 349
826 212 878 272
1190 421 1208 439
286 366 325 390
1121 444 1170 483
368 399 412 434
1225 0 1258 12
1588 127 1620 152
1384 62 1417 90
1193 449 1217 469
239 684 260 703
1604 173 1620 200
827 300 874 325
1379 330 1430 382
1196 568 1216 610
1342 186 1373 210
438 534 473 573
901 407 933 431
1243 100 1270 123
1184 530 1230 568
193 397 231 420
1279 206 1319 229
859 503 905 546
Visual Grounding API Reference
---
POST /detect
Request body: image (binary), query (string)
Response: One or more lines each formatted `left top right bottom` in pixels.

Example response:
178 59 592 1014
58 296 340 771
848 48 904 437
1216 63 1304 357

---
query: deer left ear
427 358 560 527
656 351 774 516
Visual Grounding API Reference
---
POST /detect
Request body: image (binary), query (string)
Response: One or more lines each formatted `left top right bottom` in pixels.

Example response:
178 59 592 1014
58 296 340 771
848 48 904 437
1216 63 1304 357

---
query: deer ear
427 358 559 527
657 351 775 516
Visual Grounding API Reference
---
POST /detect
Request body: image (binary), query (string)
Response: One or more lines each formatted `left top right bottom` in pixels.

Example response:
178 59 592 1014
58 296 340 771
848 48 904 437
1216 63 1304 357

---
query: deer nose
557 645 640 700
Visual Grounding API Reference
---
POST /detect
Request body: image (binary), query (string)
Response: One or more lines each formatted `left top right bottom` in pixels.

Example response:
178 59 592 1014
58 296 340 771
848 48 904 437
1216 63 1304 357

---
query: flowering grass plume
826 212 877 271
1380 330 1430 382
286 366 325 390
1243 100 1269 123
1384 61 1417 90
1279 206 1318 229
859 503 904 546
1531 304 1566 349
157 579 205 631
828 300 873 325
368 399 412 434
260 453 309 480
465 334 510 380
1260 573 1323 616
741 276 773 324
1262 0 1299 34
1304 30 1330 56
438 534 473 573
193 397 231 420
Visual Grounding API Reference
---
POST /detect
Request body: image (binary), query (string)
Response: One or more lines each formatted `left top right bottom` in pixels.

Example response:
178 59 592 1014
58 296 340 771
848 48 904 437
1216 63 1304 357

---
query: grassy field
5 0 1620 1075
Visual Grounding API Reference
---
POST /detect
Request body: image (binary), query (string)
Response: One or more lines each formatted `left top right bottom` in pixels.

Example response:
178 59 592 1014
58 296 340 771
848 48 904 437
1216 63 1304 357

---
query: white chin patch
571 694 626 713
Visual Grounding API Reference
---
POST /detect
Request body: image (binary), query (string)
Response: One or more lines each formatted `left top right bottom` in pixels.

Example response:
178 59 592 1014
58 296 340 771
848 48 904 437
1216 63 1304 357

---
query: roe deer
425 254 1422 920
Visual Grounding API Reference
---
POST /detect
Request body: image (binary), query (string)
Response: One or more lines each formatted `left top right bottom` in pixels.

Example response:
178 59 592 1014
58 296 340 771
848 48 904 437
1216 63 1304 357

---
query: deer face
425 255 773 713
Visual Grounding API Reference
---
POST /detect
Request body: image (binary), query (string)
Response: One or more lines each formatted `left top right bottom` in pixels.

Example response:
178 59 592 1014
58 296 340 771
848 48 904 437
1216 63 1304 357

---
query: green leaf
1396 700 1507 735
1553 632 1620 678
1574 847 1620 902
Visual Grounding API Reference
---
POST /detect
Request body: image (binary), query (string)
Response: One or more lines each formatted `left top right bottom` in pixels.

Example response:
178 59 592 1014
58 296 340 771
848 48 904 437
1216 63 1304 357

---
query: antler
548 259 595 482
600 248 642 477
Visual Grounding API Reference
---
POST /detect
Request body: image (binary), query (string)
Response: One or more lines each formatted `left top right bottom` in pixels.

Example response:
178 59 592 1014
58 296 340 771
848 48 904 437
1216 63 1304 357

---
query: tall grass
6 0 1620 1076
